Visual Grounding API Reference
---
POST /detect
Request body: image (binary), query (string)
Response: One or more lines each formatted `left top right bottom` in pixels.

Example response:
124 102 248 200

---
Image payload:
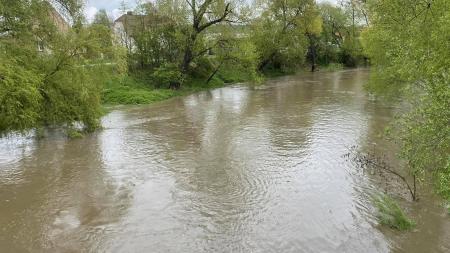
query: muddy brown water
1 69 449 252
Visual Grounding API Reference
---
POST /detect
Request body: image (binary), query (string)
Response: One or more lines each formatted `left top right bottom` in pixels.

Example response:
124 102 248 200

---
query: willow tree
362 0 450 201
0 0 121 135
251 0 321 72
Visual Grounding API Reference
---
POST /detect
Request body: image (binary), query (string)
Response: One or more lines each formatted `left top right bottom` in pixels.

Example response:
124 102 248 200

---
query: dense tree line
119 0 367 86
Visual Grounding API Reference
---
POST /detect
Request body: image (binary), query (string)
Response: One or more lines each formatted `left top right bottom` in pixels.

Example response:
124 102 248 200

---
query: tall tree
251 0 321 72
93 9 111 28
0 0 122 135
181 0 235 73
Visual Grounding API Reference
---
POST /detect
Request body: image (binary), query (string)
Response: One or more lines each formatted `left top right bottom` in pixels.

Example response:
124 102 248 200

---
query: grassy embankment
102 67 256 105
102 63 345 106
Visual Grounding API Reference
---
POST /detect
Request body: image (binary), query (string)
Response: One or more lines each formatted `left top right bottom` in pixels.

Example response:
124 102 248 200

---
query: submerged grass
66 128 84 139
372 194 416 231
319 63 344 71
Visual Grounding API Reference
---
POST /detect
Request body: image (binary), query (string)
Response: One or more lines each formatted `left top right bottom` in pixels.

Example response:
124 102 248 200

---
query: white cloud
84 6 98 22
84 0 136 22
111 9 124 21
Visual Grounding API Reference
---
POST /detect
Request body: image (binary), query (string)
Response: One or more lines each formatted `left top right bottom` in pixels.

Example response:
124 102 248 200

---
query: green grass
66 128 84 139
101 64 316 106
217 67 256 83
372 194 416 231
103 85 178 105
319 63 344 71
102 75 179 105
262 68 295 78
102 74 231 106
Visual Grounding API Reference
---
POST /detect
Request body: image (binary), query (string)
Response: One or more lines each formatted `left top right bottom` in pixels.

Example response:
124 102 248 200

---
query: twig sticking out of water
344 146 418 201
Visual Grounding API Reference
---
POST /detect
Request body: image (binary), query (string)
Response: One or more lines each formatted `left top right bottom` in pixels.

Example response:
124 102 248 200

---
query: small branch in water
345 146 418 201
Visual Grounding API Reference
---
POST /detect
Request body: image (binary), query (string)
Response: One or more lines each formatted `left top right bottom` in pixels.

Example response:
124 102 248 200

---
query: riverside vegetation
0 0 449 231
0 0 367 132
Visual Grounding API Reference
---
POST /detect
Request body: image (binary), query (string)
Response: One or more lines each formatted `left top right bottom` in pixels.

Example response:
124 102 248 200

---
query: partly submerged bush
372 194 415 231
436 158 450 213
66 128 84 139
0 59 42 134
320 63 344 71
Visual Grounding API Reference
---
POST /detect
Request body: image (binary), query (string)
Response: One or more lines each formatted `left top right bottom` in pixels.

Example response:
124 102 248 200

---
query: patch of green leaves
66 128 84 139
372 194 415 231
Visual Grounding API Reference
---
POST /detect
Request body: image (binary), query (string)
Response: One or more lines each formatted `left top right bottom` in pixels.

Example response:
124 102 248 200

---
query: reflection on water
0 69 448 252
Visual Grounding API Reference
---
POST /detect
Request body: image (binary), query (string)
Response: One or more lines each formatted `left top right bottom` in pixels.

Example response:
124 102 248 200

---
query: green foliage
93 9 111 28
251 0 317 71
227 39 261 82
117 0 366 93
128 14 184 70
152 63 184 88
0 58 42 134
362 0 450 193
217 65 253 83
102 76 177 105
317 3 367 68
0 0 124 136
320 63 344 71
209 37 261 83
66 128 84 139
372 194 416 231
436 158 450 203
339 37 365 67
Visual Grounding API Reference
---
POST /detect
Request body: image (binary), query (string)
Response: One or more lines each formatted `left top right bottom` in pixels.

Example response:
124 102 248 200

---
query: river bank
102 64 345 106
102 67 259 106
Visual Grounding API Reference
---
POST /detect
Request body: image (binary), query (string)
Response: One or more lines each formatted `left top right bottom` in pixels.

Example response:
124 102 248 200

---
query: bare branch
197 3 232 32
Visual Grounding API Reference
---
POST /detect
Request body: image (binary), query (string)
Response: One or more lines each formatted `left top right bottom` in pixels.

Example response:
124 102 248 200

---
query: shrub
372 194 415 231
152 63 184 89
66 128 84 139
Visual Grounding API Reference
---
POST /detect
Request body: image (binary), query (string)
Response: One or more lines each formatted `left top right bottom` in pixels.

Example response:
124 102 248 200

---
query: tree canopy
0 0 123 135
362 0 450 200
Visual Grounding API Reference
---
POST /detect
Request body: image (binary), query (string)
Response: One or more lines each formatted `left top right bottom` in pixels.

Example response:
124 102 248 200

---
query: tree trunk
181 46 193 73
308 34 317 72
206 61 223 84
181 32 197 73
311 46 316 72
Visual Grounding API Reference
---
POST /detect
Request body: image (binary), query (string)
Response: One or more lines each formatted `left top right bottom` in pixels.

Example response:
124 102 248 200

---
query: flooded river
1 69 449 252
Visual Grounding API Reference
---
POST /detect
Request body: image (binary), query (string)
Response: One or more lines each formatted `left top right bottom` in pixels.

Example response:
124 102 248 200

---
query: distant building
48 5 70 34
113 11 171 52
37 2 70 53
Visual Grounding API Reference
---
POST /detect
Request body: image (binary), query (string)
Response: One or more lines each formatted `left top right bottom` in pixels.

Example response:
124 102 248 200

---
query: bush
0 59 42 134
152 63 184 89
66 128 84 139
436 158 450 208
320 63 344 71
372 194 415 231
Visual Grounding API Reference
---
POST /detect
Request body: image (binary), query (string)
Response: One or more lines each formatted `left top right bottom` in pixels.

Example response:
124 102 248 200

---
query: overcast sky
84 0 338 22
